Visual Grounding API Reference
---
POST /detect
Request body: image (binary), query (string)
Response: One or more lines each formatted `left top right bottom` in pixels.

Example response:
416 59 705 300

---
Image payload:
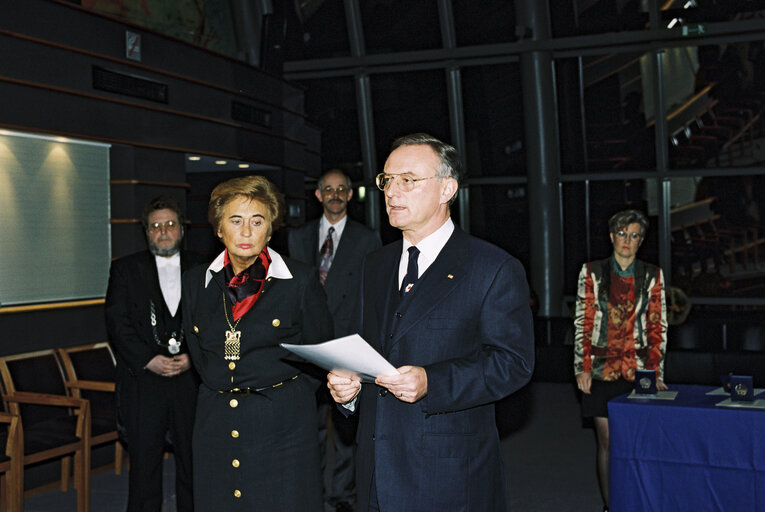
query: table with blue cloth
608 384 765 512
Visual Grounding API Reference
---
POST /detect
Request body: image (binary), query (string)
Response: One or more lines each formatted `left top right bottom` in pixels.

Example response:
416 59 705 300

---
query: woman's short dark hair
391 133 461 205
608 209 649 237
141 195 185 230
208 176 284 235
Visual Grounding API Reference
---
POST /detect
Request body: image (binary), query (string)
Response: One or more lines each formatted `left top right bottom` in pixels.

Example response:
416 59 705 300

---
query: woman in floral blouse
574 209 667 512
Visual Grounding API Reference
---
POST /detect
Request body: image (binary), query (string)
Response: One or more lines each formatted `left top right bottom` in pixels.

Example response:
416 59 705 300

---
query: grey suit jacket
288 217 381 337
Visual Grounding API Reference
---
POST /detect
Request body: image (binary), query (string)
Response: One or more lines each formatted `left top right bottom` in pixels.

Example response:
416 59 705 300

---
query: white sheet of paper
281 333 399 382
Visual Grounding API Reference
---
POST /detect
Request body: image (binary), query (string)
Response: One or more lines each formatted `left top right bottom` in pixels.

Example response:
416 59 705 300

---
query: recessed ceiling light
238 164 250 168
188 156 201 161
215 160 227 165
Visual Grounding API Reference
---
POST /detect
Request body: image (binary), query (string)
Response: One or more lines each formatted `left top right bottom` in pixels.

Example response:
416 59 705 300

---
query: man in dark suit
328 134 534 512
105 195 202 512
289 169 381 512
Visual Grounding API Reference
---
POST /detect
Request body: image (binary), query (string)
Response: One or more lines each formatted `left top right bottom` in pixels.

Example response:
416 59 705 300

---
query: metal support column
649 0 672 285
438 0 470 232
344 0 380 231
516 0 564 317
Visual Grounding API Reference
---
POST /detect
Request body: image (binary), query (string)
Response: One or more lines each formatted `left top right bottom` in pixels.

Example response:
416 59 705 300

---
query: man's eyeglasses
320 185 349 195
148 220 179 232
375 173 437 192
615 230 642 241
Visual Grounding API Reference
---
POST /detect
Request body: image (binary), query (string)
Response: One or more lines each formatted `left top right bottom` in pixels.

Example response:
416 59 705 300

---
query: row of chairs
0 342 121 512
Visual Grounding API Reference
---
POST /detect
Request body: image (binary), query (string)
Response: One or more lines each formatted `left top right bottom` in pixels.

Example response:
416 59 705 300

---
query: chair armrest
3 391 88 409
3 392 91 441
0 413 21 460
66 380 116 393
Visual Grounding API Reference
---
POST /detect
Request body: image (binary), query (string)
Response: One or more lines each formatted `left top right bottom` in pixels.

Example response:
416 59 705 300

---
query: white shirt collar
399 217 454 282
155 251 180 268
155 252 181 316
319 214 348 250
204 246 292 288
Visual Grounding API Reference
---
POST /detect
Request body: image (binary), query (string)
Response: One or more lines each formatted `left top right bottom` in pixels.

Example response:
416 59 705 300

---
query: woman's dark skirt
581 378 634 418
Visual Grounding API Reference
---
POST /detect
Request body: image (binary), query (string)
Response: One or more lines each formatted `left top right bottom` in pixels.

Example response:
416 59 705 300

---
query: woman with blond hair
183 175 332 511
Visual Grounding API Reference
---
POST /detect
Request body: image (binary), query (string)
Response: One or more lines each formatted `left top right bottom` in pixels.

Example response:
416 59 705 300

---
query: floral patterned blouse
574 257 667 381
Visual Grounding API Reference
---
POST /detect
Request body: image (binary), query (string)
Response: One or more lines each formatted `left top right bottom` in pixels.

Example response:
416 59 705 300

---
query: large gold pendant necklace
222 292 242 361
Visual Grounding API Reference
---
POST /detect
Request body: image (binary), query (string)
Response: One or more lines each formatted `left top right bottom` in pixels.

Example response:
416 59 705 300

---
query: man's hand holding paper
280 333 399 383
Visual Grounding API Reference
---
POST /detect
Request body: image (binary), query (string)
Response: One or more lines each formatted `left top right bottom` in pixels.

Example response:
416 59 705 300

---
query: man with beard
106 195 203 511
289 169 380 512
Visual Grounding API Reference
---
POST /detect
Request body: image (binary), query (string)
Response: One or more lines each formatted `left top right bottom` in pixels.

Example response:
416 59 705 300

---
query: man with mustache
106 195 203 511
289 169 381 512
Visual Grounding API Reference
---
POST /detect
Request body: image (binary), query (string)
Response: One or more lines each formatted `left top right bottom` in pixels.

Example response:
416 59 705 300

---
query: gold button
232 459 240 468
193 326 199 333
234 490 242 498
272 318 280 327
228 361 236 370
229 399 238 408
231 430 239 438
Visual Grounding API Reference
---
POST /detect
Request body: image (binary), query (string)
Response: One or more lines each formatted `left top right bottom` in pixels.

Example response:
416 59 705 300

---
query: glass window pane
453 0 516 46
302 77 361 168
361 0 441 54
300 77 361 220
669 40 765 169
573 2 648 36
370 70 450 165
296 1 351 59
578 51 657 173
670 174 765 298
468 184 529 268
462 64 525 177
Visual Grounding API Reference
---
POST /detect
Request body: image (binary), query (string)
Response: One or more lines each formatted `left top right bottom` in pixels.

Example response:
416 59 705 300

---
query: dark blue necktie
400 246 420 297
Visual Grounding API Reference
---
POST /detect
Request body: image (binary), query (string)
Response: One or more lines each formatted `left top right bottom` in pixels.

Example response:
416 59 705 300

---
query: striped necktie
318 226 335 285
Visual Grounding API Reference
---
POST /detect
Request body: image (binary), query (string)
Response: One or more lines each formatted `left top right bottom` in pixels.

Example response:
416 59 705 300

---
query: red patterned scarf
223 248 271 321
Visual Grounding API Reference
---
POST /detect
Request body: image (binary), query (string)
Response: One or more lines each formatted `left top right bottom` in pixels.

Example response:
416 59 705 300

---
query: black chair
725 322 765 352
57 342 123 475
0 412 23 512
665 321 722 385
667 321 723 352
0 350 91 512
664 351 717 386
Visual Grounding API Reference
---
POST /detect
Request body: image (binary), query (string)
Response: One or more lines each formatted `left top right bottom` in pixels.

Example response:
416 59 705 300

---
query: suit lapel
387 230 469 348
141 251 165 306
308 220 320 265
328 220 356 278
369 242 402 355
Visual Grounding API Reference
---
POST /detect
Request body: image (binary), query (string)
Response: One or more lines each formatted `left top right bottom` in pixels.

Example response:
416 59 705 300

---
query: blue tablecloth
608 384 765 512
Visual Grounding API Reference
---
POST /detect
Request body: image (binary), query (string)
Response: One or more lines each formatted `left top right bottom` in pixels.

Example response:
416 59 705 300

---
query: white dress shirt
398 217 455 287
155 252 181 317
318 214 348 253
